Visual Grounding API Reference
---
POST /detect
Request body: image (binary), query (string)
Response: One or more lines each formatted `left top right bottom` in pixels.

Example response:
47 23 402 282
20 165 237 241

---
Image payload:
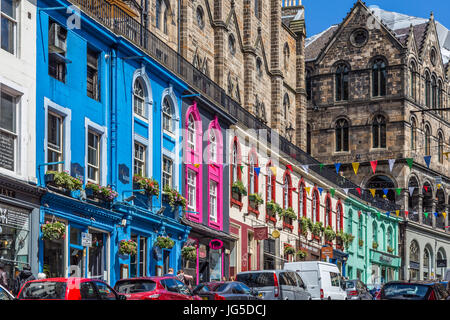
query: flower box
326 240 333 246
41 220 66 241
45 171 83 194
266 214 277 224
283 221 294 231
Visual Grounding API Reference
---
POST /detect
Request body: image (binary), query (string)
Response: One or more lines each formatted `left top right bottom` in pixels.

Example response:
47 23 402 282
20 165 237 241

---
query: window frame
84 118 107 186
372 58 387 97
133 140 147 176
0 0 17 55
335 118 349 152
86 47 100 101
335 64 349 101
162 156 173 189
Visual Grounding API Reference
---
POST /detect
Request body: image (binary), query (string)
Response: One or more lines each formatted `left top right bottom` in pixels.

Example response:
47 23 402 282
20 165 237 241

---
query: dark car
114 276 201 300
193 281 262 300
345 280 373 300
380 281 447 300
367 283 382 299
17 278 126 300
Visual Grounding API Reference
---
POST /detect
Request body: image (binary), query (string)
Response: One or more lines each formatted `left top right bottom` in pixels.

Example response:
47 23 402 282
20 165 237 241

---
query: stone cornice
0 174 46 197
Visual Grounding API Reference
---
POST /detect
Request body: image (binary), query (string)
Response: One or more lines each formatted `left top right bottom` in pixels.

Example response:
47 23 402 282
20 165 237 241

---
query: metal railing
67 0 400 212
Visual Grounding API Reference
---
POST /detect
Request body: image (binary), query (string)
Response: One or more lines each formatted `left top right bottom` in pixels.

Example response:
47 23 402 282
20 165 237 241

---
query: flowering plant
266 201 282 216
86 182 118 202
46 171 83 191
119 239 137 255
133 175 160 197
284 245 296 255
249 193 264 206
231 180 247 196
311 222 324 237
181 246 197 261
324 226 336 242
155 236 175 249
42 221 66 241
296 249 308 261
163 185 187 210
299 217 311 237
387 246 394 254
279 207 297 221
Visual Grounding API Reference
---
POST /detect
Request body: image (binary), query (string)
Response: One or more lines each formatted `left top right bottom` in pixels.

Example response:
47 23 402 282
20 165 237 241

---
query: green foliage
133 174 160 197
324 226 336 242
387 246 394 254
249 193 264 206
41 220 66 241
266 201 282 216
299 217 311 237
284 246 296 255
46 171 83 191
181 246 197 261
119 239 137 255
86 182 118 201
279 207 297 221
163 185 187 210
296 249 307 260
155 236 175 249
232 180 247 196
359 239 364 247
372 241 379 249
312 221 324 237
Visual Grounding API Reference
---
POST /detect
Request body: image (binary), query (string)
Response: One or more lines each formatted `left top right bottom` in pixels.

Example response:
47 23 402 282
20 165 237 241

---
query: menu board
0 131 14 171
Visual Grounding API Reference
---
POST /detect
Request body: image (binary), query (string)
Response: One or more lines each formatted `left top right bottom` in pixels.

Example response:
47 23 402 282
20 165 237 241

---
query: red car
17 278 126 300
114 276 202 300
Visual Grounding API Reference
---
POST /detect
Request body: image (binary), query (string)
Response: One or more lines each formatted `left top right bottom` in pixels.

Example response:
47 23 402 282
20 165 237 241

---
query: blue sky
303 0 450 37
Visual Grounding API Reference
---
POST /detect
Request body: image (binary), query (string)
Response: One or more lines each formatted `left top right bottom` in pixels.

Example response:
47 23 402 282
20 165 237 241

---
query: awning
180 217 236 242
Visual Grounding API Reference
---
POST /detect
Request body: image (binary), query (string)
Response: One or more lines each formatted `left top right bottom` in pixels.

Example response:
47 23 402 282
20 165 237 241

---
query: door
160 278 180 300
94 281 120 300
294 272 310 300
68 225 87 278
87 230 109 281
278 272 296 300
299 270 320 299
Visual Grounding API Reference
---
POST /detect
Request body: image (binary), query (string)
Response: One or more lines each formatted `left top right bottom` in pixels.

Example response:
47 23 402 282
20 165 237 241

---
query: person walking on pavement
0 263 8 290
13 265 35 296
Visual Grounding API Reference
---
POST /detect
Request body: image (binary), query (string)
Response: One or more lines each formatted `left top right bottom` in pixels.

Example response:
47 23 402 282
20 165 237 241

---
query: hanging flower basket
296 249 307 261
284 245 296 256
299 217 311 237
41 220 66 241
85 182 118 202
163 185 187 210
279 207 297 221
372 241 379 250
248 193 264 207
266 201 282 217
181 246 197 261
155 236 175 249
119 240 137 256
133 175 160 198
311 222 324 238
359 239 364 247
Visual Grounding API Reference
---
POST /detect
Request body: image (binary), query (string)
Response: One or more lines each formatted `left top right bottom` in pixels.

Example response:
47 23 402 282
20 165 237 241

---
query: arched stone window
372 58 386 97
425 72 431 107
424 125 431 156
410 117 417 150
306 123 312 154
410 61 417 100
372 115 386 149
162 96 175 133
366 175 395 202
306 69 312 100
432 75 437 109
438 131 444 163
335 64 349 101
133 78 147 118
312 188 320 223
283 93 290 121
335 118 349 152
283 42 290 71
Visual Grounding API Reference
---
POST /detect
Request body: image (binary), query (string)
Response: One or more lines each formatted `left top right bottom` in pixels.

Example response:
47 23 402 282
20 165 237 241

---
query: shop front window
88 230 108 281
209 248 222 282
163 250 170 275
68 226 85 278
263 239 276 270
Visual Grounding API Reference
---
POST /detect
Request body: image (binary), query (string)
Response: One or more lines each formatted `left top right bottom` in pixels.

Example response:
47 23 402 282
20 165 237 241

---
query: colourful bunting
356 188 361 196
383 189 389 196
377 212 381 219
370 189 376 198
352 162 360 176
424 212 429 218
194 164 200 168
388 159 396 172
424 186 429 192
406 158 414 169
254 167 261 176
318 187 323 195
370 160 378 174
424 155 431 168
444 152 449 159
286 164 293 172
395 188 402 196
335 163 341 174
434 212 438 217
386 212 390 218
305 187 311 195
301 165 309 174
443 212 447 219
319 163 324 171
330 188 335 197
270 167 277 176
343 188 349 195
395 210 400 217
437 184 441 189
405 211 409 218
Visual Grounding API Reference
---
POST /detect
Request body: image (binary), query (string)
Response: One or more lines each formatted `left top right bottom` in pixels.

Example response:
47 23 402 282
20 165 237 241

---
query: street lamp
286 124 295 142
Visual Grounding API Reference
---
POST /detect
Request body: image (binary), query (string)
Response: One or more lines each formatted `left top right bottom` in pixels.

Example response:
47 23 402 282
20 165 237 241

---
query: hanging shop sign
209 239 223 250
0 202 30 229
321 246 333 260
254 227 268 241
271 230 280 239
437 260 447 268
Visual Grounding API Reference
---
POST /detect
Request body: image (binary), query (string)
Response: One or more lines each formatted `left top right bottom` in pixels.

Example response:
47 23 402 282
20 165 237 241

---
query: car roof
383 281 436 286
115 276 177 282
25 278 105 283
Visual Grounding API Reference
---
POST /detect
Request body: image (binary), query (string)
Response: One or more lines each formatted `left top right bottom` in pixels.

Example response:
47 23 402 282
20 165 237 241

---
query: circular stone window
430 47 437 66
196 6 205 30
350 29 369 47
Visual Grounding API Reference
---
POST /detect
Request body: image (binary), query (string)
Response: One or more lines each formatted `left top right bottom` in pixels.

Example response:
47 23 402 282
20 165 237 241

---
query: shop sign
209 239 223 250
437 260 447 268
410 261 420 270
271 230 280 239
379 255 393 264
0 203 29 229
321 246 333 260
254 227 268 240
81 232 92 247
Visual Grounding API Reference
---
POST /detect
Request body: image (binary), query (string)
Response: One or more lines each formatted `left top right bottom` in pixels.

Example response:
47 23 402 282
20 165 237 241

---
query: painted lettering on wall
209 239 223 250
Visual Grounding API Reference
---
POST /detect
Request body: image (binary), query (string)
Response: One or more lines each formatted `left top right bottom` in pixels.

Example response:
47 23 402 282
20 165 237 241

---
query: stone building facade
305 0 450 280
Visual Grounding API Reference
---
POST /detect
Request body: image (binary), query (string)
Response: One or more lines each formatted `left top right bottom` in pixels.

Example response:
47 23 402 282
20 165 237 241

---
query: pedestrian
446 281 450 300
177 270 186 284
13 265 35 296
163 268 174 276
0 263 8 289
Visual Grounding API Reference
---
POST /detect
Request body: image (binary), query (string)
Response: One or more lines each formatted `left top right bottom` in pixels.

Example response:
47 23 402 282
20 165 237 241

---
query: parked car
0 284 15 300
284 261 347 300
380 281 447 300
193 281 262 300
344 279 373 300
114 276 201 300
366 283 382 299
236 270 311 300
17 278 126 300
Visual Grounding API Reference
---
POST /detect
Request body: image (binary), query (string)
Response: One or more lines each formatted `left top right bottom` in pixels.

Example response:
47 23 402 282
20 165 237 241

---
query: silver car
236 270 311 300
0 285 15 300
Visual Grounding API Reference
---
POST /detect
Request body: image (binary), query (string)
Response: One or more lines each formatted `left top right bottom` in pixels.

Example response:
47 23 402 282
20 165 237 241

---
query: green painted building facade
344 197 402 285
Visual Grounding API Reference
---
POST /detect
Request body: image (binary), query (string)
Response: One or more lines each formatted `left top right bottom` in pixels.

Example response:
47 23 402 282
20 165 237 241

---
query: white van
284 261 347 300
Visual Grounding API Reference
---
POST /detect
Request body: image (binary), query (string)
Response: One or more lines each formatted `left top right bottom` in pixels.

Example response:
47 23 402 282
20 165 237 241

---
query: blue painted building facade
36 0 190 285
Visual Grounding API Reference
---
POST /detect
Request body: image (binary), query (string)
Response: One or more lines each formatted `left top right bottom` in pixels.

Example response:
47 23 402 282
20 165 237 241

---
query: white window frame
0 0 17 55
187 169 197 212
84 117 107 186
47 111 64 171
133 133 150 178
209 181 218 223
133 140 147 176
44 97 71 173
162 156 173 189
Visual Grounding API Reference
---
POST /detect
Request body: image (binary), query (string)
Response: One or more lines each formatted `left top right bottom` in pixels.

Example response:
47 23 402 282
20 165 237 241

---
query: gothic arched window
335 118 349 152
335 64 349 101
372 59 387 97
372 115 386 148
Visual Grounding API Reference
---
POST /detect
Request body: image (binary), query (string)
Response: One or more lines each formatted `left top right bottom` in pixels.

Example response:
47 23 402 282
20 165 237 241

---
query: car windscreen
19 281 67 300
383 283 430 299
114 280 157 294
236 273 274 288
345 281 355 289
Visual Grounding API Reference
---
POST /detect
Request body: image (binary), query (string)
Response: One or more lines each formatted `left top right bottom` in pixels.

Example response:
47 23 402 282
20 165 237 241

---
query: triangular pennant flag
395 188 402 196
319 163 324 171
370 189 376 198
330 188 335 197
383 189 389 196
405 211 409 217
424 155 431 168
352 163 360 176
356 188 361 196
443 212 447 219
377 212 381 219
424 212 429 218
437 184 441 189
434 212 438 217
334 163 341 174
194 163 200 168
395 210 400 217
386 212 390 218
301 165 309 174
305 187 311 195
444 152 449 159
240 165 245 172
318 187 323 196
424 186 429 192
358 211 362 218
286 164 293 172
388 159 396 172
343 188 349 195
270 167 277 176
409 187 415 197
370 160 378 174
254 167 261 177
406 158 414 169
